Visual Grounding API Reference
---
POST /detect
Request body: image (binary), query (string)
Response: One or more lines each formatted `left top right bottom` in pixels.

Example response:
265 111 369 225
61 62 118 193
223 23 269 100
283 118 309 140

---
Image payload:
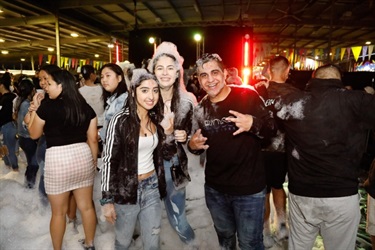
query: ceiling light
95 54 99 58
48 47 54 52
108 43 114 48
1 50 9 54
20 58 25 61
365 41 371 45
0 38 4 42
0 9 3 13
194 34 202 42
70 32 79 37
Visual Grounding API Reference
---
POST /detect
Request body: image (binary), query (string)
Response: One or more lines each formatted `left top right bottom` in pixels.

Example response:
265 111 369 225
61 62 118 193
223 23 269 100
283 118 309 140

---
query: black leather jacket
101 107 167 205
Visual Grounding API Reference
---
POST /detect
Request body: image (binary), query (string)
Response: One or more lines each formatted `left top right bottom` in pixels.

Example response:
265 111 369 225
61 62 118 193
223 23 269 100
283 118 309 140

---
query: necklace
141 117 152 137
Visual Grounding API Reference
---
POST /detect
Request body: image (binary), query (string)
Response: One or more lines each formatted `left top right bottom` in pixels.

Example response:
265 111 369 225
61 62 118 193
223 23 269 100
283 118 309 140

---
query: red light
116 43 119 63
242 67 251 85
242 34 251 84
244 41 249 66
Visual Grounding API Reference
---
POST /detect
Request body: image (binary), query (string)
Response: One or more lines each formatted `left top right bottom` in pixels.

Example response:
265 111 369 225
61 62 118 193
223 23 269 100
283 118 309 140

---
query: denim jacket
17 100 31 138
99 92 128 142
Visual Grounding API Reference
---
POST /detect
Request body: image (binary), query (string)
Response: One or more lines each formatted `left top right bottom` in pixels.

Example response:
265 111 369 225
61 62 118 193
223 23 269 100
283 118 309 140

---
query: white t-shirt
79 84 105 126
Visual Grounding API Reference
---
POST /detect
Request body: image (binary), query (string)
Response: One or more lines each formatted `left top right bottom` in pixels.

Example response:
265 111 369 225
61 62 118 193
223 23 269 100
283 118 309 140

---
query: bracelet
100 197 114 206
187 140 205 155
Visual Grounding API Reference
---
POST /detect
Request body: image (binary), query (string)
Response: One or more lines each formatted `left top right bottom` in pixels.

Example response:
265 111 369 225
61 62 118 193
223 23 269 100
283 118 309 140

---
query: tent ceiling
0 0 374 68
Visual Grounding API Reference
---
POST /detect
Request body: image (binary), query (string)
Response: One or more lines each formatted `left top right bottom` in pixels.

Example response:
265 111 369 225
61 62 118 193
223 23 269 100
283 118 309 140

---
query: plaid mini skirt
44 142 95 195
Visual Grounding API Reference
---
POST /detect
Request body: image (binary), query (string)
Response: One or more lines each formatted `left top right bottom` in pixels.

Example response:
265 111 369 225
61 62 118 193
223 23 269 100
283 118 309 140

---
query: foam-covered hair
129 68 157 89
147 41 183 72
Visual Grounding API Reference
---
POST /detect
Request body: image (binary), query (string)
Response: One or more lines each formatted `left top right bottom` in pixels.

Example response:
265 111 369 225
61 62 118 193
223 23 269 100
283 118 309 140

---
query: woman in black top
27 69 98 250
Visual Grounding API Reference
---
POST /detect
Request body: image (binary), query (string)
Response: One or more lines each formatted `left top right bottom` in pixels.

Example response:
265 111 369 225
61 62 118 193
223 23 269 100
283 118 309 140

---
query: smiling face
153 55 178 90
135 79 160 114
197 60 228 102
38 70 50 91
100 67 122 93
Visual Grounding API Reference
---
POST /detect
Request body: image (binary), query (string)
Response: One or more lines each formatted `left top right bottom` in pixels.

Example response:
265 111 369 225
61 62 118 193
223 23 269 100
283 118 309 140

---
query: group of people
1 41 375 250
187 53 375 250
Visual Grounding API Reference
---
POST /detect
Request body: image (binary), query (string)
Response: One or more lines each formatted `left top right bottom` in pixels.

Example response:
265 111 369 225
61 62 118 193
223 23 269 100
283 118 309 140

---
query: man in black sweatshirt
188 53 277 249
275 64 375 250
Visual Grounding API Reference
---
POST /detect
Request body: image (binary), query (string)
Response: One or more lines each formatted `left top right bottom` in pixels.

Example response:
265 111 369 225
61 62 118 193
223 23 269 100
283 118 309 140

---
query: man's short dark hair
313 64 342 80
81 65 95 80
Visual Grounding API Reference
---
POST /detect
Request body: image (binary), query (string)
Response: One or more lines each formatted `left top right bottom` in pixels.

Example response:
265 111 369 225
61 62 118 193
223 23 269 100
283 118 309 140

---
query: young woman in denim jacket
148 42 197 247
98 63 128 142
15 78 39 188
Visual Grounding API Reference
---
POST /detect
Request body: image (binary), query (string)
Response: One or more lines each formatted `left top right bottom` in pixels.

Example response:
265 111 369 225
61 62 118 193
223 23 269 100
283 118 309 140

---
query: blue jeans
36 135 48 204
19 136 39 188
205 184 266 250
0 122 18 170
163 156 195 244
114 172 161 250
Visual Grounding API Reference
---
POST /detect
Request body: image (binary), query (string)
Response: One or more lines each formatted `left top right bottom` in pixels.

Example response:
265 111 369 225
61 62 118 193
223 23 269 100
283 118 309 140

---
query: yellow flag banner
60 57 65 67
340 48 346 60
47 55 52 64
351 46 362 62
64 57 69 68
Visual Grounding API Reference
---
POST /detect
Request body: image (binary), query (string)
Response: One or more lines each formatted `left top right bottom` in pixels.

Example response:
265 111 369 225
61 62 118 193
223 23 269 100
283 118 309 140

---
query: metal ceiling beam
141 2 164 23
111 18 375 31
0 48 126 60
193 0 203 21
0 15 55 27
118 3 146 24
166 0 183 22
57 0 131 9
0 36 112 49
95 6 129 26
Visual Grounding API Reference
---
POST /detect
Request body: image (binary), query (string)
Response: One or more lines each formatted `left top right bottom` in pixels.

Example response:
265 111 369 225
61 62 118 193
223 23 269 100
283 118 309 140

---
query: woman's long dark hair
124 69 164 153
49 69 89 126
100 63 128 108
14 78 35 121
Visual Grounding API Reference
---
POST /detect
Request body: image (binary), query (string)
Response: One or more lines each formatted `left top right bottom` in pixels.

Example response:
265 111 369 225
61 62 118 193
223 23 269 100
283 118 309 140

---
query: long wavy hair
49 69 90 126
124 69 164 153
100 63 128 108
149 53 182 116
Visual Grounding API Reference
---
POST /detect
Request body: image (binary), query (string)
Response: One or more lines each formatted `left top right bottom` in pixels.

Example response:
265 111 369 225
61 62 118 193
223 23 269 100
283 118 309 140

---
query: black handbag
170 163 190 190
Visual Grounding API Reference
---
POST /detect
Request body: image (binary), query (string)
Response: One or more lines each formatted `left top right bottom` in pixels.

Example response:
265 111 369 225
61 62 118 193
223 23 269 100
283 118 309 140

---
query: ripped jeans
163 156 195 244
114 172 161 250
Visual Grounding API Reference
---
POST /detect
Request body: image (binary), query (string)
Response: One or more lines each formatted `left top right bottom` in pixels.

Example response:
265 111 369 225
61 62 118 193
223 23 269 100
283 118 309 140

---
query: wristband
100 197 114 206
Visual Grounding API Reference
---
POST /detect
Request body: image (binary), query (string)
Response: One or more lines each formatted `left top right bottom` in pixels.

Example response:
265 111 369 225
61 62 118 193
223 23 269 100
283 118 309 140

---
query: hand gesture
188 129 209 150
225 110 253 136
30 92 45 111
